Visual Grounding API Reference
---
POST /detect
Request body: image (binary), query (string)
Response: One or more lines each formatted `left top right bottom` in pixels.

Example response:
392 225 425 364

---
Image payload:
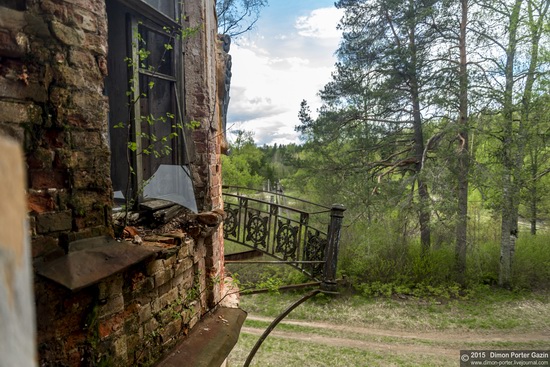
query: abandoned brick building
0 0 244 366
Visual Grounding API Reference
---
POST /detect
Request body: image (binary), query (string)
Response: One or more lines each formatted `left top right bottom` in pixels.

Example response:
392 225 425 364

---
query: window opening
142 0 177 20
106 0 196 213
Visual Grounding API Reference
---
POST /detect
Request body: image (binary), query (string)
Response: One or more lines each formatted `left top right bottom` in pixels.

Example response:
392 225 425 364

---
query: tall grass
338 219 550 294
224 214 549 295
513 234 550 289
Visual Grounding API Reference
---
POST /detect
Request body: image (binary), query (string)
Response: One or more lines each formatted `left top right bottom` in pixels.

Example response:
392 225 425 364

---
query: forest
222 0 550 294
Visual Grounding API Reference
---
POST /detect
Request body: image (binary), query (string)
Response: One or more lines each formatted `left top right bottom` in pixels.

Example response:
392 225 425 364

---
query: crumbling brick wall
35 235 217 366
185 0 226 309
0 0 113 262
0 0 228 365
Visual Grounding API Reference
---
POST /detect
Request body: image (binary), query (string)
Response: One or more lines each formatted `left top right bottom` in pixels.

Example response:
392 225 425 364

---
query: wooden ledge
35 236 157 291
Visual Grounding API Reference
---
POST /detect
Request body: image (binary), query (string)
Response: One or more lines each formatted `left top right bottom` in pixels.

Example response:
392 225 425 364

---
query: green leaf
127 142 138 152
187 120 201 129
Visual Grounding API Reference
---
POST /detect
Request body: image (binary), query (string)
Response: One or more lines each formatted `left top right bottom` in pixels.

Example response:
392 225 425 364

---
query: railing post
321 204 346 292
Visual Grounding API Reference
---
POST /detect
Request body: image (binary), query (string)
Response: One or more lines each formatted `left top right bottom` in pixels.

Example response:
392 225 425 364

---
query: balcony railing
222 186 345 288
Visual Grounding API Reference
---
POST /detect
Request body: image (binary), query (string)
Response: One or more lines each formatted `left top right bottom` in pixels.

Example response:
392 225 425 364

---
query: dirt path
243 314 550 358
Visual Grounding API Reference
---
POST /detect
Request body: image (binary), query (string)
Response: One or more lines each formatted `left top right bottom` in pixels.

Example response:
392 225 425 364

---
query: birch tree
475 0 549 287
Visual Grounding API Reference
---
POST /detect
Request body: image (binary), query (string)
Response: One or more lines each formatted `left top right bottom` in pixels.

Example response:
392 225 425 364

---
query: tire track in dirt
241 326 458 357
242 315 550 358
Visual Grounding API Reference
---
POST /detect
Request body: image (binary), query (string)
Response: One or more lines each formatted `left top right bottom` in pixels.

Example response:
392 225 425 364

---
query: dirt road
242 314 550 359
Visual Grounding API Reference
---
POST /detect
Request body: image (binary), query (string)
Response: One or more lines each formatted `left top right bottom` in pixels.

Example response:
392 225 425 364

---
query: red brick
64 331 86 351
70 130 102 149
67 350 83 366
27 147 55 169
0 123 25 143
0 100 31 123
63 0 105 15
40 0 69 21
99 314 124 339
0 29 26 58
83 32 107 56
31 235 60 258
30 169 68 189
45 129 69 148
28 191 56 213
50 20 84 47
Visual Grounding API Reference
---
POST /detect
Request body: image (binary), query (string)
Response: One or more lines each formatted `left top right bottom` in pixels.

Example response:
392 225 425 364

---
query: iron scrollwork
222 188 343 282
275 220 299 260
304 230 327 277
223 204 239 238
245 211 269 249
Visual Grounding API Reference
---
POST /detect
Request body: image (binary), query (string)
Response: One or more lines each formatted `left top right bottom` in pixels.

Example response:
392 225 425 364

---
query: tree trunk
530 184 537 235
407 4 431 252
499 0 523 288
523 0 549 237
455 0 469 284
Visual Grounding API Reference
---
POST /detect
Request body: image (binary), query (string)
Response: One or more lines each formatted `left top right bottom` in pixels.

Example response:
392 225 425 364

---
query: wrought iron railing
222 186 345 286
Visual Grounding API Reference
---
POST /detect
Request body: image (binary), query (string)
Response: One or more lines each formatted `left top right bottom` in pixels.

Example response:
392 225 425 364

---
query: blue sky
226 1 343 146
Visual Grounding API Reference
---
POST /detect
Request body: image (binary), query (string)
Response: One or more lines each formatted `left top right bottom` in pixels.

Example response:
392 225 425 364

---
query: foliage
222 130 263 188
221 130 304 190
289 0 550 287
338 218 550 293
222 125 550 293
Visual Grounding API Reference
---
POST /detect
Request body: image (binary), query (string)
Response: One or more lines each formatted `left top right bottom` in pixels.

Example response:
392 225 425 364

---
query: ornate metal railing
222 186 345 287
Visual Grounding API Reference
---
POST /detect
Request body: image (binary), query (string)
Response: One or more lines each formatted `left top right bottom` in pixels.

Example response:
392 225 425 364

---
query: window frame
107 0 193 206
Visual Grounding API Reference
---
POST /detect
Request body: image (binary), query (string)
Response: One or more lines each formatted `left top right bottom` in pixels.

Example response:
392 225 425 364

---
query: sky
226 0 344 146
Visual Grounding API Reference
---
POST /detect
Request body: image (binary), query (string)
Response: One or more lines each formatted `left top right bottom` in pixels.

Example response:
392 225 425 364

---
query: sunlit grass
227 290 550 367
229 332 457 367
238 290 550 332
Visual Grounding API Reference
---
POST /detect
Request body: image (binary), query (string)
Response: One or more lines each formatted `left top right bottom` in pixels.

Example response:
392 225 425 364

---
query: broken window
106 0 196 212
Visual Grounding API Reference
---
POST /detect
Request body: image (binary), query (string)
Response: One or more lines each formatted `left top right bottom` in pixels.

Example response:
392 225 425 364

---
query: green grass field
227 290 550 367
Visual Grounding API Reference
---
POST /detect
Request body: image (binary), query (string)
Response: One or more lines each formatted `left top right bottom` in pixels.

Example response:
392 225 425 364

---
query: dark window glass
138 74 179 181
137 24 174 76
143 0 176 19
107 0 190 207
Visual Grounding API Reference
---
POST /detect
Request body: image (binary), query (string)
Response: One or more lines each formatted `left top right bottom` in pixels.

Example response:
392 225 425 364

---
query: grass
229 332 457 367
227 289 550 367
223 226 550 366
237 289 550 332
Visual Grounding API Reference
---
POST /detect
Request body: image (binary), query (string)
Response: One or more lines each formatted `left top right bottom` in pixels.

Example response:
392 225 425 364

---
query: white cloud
226 6 343 145
295 7 344 39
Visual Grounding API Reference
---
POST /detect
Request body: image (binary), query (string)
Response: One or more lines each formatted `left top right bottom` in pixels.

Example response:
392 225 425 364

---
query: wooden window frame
107 0 193 205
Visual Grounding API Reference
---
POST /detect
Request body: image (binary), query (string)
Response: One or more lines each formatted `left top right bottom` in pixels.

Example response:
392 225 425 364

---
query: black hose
243 289 322 367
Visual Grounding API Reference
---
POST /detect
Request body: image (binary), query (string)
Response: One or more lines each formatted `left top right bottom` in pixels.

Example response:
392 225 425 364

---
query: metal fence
222 186 344 287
